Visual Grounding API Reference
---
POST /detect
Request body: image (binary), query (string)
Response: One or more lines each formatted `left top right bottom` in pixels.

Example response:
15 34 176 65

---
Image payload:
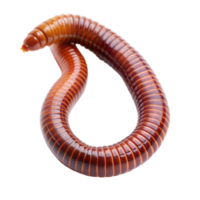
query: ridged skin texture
21 14 170 177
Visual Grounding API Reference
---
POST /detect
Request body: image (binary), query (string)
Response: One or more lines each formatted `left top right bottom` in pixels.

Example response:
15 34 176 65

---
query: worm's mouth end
21 44 30 53
18 47 26 54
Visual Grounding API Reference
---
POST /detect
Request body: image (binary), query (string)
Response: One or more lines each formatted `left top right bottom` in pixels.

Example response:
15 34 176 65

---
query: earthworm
21 14 170 177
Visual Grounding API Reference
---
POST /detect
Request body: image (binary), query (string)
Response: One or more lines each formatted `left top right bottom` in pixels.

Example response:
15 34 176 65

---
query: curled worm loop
21 14 170 177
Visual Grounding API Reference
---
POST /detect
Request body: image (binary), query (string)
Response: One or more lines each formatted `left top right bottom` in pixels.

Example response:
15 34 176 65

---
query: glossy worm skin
21 14 170 177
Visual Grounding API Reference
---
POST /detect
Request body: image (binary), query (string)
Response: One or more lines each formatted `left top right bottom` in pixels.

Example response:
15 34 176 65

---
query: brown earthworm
21 14 170 177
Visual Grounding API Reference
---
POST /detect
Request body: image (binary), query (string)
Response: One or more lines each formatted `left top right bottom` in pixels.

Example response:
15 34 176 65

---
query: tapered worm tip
18 47 26 54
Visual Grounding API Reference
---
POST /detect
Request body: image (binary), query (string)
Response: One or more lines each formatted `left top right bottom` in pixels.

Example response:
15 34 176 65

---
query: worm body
21 15 170 177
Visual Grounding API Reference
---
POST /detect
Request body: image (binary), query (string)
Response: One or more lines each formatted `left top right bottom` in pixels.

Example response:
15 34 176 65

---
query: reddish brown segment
21 14 170 177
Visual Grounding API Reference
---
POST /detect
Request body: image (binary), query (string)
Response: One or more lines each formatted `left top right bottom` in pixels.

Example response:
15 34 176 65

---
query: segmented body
21 14 170 177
